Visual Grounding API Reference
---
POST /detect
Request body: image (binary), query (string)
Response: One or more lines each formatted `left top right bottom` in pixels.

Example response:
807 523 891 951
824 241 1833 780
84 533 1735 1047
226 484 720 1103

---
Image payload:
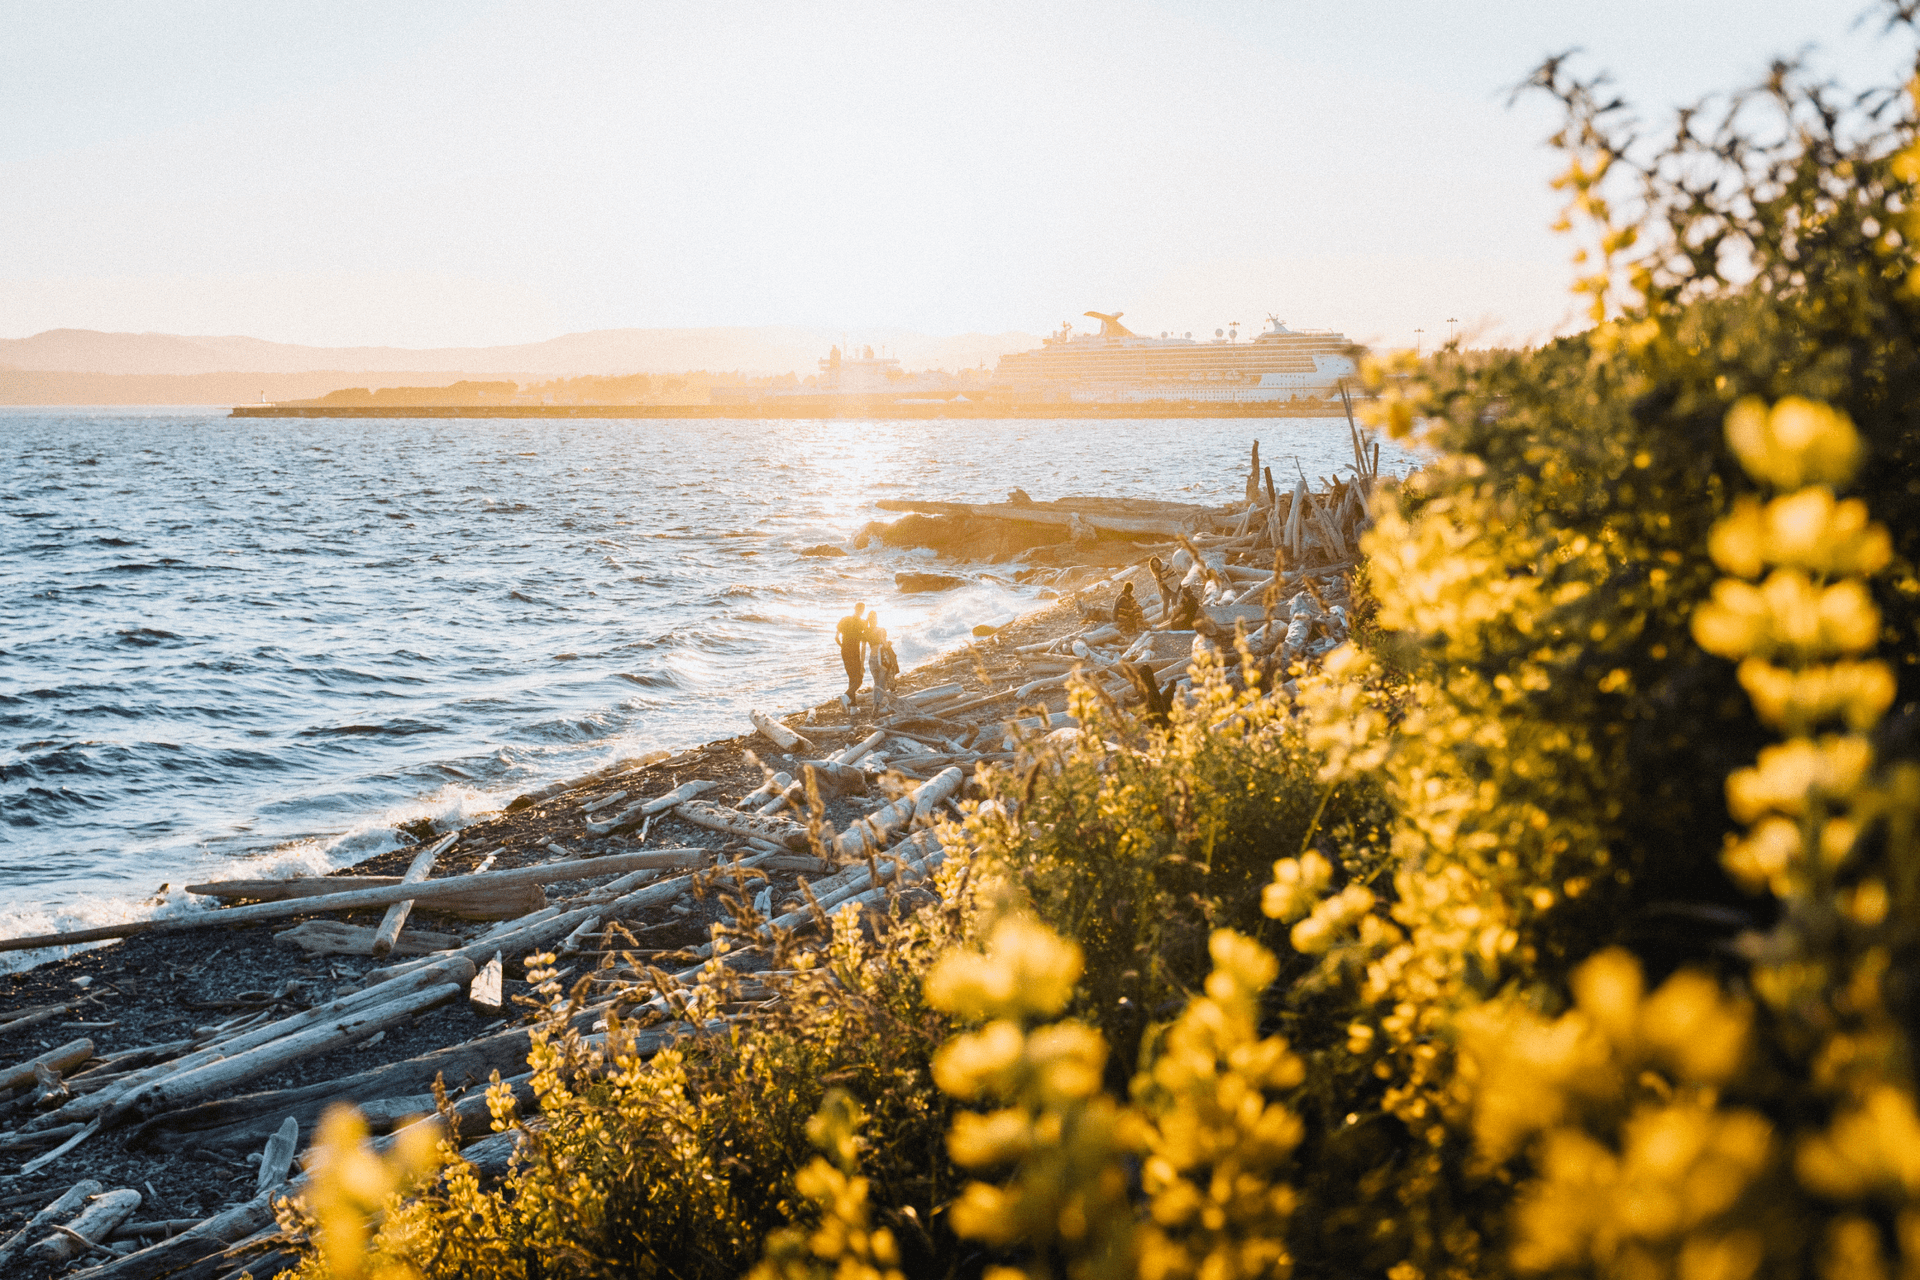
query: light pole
1414 328 1425 357
1446 316 1459 347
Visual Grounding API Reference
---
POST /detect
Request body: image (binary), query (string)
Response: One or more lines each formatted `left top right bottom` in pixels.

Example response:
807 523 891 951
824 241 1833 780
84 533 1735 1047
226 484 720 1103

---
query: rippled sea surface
1 408 1421 961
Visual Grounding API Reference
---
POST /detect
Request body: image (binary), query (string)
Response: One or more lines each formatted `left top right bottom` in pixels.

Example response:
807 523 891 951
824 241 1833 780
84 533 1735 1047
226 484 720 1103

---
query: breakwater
230 399 1345 419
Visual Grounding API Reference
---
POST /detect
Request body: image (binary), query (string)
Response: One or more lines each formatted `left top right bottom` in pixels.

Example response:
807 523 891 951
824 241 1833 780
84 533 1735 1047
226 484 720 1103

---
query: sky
1 1 1911 356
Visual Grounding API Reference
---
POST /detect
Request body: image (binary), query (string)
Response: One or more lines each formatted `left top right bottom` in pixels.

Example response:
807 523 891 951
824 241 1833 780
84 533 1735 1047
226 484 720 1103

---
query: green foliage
289 17 1920 1280
960 654 1394 1079
335 901 967 1280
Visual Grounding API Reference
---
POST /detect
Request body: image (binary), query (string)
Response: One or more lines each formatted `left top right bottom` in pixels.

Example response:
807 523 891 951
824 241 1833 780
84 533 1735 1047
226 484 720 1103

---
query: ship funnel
1084 310 1135 339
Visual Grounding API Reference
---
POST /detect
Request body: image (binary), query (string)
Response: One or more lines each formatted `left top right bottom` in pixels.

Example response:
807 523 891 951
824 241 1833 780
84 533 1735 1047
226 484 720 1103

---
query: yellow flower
926 914 1085 1022
1724 396 1863 490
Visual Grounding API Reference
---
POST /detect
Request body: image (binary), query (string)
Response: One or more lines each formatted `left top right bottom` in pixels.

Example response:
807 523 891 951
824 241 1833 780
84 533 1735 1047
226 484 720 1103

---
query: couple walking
835 602 899 712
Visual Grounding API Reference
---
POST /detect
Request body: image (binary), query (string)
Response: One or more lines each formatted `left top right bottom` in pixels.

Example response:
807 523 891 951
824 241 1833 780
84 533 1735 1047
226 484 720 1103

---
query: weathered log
902 682 965 705
2 852 706 954
106 976 468 1126
834 729 887 766
831 768 962 860
40 957 479 1130
0 999 85 1035
470 953 503 1015
0 1037 93 1092
255 1117 299 1194
125 1023 542 1154
589 780 718 834
674 801 810 851
694 832 944 958
30 1186 142 1263
362 853 773 987
750 709 813 753
183 876 545 921
580 789 629 815
107 1220 206 1242
0 1179 104 1267
739 771 793 808
272 920 462 958
370 835 451 959
67 1185 285 1280
792 760 868 798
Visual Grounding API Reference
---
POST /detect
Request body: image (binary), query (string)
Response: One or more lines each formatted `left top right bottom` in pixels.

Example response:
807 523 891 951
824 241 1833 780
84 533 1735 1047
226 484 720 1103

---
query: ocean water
1 408 1422 965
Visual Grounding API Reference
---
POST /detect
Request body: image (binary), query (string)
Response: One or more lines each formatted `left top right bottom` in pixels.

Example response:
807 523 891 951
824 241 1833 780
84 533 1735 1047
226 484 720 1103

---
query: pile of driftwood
0 431 1387 1278
0 761 962 1279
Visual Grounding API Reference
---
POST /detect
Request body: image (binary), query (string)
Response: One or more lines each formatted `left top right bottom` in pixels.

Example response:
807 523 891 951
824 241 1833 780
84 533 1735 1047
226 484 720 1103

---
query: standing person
835 603 870 709
867 614 899 711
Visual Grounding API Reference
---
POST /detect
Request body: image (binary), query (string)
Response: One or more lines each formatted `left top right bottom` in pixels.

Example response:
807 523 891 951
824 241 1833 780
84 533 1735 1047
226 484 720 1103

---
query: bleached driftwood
834 730 887 766
0 1037 93 1092
470 953 503 1015
2 850 708 955
34 957 479 1131
580 790 629 815
370 835 451 959
183 875 544 921
902 682 965 705
28 1186 141 1263
588 780 718 834
750 709 814 753
0 1179 105 1267
272 920 462 958
363 853 775 986
831 768 962 860
739 771 793 809
691 831 945 959
255 1117 299 1194
675 801 810 851
106 970 472 1126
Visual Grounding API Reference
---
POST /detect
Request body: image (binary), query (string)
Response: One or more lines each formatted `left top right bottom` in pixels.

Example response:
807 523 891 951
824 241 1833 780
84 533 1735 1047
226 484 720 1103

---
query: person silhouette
835 602 870 707
867 615 899 711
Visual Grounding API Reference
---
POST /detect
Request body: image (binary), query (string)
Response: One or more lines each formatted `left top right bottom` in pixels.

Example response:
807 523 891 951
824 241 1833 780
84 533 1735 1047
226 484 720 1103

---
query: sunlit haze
2 1 1903 357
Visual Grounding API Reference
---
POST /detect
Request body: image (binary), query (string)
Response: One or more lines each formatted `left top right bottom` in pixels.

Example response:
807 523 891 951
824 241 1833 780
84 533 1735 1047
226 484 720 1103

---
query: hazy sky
1 2 1908 354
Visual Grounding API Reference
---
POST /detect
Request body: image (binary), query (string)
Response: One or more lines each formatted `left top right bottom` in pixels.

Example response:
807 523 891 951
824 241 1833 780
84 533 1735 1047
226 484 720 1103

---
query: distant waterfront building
817 344 902 394
990 311 1358 403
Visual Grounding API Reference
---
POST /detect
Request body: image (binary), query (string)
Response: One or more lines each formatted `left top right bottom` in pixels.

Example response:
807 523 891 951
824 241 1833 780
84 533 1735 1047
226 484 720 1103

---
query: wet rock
799 544 848 558
896 572 967 593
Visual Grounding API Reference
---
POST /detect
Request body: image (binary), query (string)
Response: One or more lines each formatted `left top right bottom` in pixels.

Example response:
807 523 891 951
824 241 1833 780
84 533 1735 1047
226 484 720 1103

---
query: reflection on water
0 408 1422 953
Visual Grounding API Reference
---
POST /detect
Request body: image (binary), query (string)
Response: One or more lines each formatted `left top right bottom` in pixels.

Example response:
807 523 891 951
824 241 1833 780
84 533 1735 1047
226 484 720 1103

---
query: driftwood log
33 956 478 1132
831 768 962 860
749 709 813 753
126 1022 544 1154
103 965 476 1126
29 1186 141 1263
0 1179 105 1267
272 920 462 957
364 851 776 987
673 801 810 851
182 875 544 921
0 1037 93 1092
1 849 708 954
588 780 718 834
370 834 452 958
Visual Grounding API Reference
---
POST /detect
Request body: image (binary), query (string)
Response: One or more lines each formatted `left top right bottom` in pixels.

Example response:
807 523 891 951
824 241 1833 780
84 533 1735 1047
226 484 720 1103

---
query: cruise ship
991 311 1359 403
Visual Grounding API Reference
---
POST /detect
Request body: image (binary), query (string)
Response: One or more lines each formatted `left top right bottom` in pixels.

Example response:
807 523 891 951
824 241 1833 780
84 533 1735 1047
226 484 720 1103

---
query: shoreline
0 461 1372 1275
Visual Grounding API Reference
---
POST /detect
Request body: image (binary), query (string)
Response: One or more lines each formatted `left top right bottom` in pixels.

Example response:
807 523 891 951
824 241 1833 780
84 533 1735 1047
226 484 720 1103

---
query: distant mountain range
0 326 1038 379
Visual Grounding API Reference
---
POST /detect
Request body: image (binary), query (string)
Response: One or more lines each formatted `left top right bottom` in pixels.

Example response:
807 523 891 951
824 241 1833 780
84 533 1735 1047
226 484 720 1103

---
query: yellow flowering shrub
292 20 1920 1280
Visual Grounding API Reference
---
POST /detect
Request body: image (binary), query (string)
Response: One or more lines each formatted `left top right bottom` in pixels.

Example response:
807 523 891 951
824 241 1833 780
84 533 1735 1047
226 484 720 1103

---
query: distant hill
0 326 1039 381
0 370 541 407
